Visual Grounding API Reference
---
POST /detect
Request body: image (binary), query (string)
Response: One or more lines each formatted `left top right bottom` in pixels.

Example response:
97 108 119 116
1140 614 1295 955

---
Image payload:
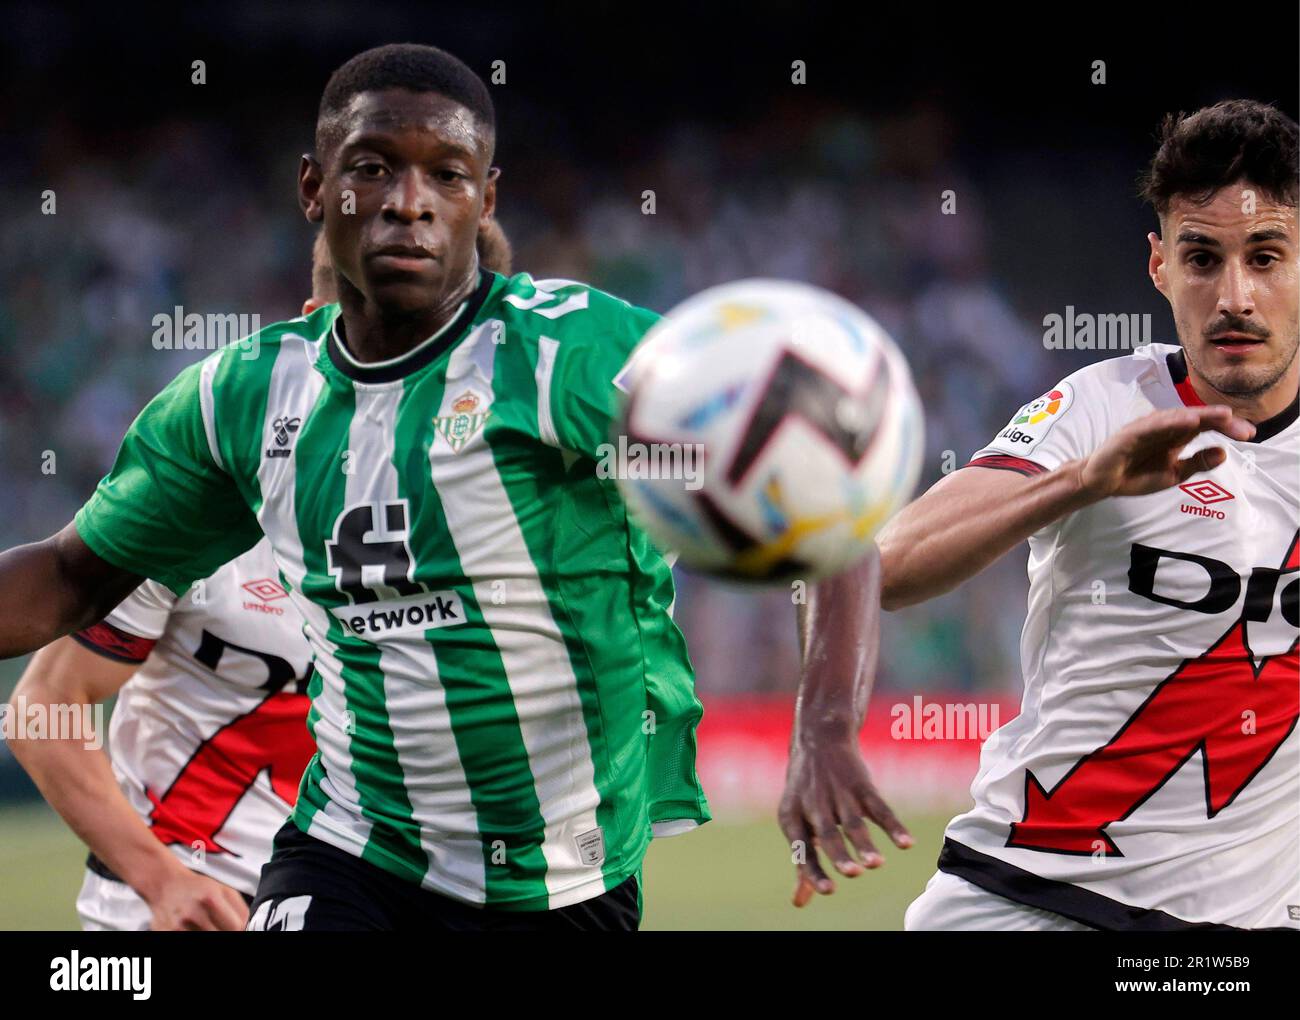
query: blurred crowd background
0 4 1292 714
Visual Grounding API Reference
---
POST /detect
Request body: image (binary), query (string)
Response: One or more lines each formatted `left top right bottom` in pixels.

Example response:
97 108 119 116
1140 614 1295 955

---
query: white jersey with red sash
936 342 1298 930
75 538 315 899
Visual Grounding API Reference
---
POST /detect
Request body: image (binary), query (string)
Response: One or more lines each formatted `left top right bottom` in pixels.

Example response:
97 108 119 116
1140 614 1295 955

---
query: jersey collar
327 268 495 384
1166 348 1298 444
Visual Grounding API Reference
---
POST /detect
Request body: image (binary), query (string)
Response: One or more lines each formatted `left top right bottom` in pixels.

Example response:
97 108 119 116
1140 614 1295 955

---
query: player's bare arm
780 548 913 907
878 404 1256 610
7 638 248 931
0 523 142 659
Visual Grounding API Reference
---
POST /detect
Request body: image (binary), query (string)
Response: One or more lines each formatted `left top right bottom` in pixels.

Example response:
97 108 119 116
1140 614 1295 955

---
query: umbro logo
242 577 289 616
1180 479 1234 505
1179 479 1234 520
242 578 288 602
265 415 301 459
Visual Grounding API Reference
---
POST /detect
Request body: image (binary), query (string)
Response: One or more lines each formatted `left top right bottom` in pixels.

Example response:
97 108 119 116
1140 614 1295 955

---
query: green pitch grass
641 810 950 930
0 801 952 930
0 802 87 930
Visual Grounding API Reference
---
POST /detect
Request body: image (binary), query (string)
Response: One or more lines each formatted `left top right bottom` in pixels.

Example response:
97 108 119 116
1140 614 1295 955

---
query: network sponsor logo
49 952 151 1000
1 696 103 749
331 591 464 639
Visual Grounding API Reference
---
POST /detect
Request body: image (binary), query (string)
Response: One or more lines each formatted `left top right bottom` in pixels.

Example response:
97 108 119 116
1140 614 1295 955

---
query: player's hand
1078 405 1255 500
778 727 912 907
145 866 249 931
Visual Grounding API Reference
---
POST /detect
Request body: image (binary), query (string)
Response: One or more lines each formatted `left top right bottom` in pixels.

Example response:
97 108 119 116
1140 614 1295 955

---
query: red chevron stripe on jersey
88 539 315 900
146 689 315 854
1008 536 1300 856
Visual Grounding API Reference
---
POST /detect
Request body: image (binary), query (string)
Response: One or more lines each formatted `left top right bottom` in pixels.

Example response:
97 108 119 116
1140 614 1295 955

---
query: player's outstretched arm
0 522 143 658
7 638 249 930
878 404 1256 610
779 546 913 907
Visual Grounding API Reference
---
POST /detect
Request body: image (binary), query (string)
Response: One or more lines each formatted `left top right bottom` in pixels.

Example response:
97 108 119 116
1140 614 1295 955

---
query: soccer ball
611 279 923 583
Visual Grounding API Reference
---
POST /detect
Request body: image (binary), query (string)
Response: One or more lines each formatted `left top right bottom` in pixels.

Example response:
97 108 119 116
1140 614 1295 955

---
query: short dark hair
316 43 495 159
1139 99 1298 219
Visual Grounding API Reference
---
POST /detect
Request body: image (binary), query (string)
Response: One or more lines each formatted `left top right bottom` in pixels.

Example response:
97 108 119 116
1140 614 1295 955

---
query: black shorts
247 822 641 931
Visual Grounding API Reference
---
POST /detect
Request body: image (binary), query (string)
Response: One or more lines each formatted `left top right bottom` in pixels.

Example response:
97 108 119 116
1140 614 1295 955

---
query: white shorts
76 869 153 932
904 870 1094 931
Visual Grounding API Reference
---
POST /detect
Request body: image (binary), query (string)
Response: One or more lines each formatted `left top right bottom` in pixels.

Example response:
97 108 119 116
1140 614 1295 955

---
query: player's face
304 89 496 315
1149 183 1299 399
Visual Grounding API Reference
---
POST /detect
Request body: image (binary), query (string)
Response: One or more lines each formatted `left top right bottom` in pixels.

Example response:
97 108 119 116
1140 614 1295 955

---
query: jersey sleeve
103 579 177 639
71 578 177 663
71 620 158 664
73 356 263 596
542 288 660 459
966 377 1101 476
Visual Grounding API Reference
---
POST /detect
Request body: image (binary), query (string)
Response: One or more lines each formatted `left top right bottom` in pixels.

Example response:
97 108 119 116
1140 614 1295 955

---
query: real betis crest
434 390 492 453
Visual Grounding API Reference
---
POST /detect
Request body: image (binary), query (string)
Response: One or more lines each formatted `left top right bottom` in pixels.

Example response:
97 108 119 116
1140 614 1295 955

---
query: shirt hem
938 837 1296 932
294 807 645 912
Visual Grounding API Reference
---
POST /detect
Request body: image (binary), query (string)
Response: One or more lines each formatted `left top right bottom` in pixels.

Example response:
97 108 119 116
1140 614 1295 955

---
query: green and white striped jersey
75 269 710 910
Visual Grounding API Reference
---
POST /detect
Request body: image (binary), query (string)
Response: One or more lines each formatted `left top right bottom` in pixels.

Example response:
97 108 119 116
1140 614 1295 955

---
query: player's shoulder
1054 342 1180 395
203 305 335 377
104 576 180 640
487 271 659 344
1032 342 1182 425
978 344 1182 462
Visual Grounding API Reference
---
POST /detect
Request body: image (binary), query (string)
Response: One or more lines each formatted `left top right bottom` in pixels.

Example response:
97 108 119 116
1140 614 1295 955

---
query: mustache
1204 315 1270 340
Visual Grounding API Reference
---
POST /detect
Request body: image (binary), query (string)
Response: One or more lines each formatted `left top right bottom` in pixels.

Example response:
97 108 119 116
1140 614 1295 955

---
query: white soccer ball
611 279 924 583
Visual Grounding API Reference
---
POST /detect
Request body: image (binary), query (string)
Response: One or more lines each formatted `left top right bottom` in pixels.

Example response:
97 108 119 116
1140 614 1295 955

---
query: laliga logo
1013 390 1065 426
